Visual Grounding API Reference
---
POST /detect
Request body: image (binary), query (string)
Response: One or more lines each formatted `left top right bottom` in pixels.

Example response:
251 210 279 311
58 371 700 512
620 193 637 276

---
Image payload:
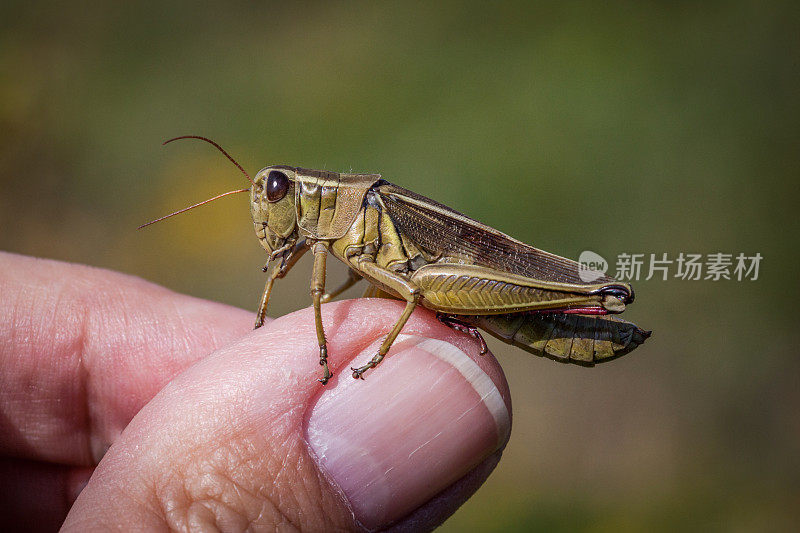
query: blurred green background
2 1 798 530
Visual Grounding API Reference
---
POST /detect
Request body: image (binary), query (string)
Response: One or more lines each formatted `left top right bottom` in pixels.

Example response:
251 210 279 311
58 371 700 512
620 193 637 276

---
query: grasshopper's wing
374 182 619 287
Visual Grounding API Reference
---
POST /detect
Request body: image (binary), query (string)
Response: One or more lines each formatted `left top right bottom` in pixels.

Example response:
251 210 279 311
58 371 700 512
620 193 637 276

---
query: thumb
62 299 512 531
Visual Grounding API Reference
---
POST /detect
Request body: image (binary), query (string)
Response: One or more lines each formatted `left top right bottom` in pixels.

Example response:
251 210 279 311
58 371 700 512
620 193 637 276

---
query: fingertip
305 332 511 530
261 298 511 411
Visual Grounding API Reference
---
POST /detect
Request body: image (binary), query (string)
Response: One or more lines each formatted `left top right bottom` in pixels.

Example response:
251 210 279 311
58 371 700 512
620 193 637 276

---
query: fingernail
305 334 510 530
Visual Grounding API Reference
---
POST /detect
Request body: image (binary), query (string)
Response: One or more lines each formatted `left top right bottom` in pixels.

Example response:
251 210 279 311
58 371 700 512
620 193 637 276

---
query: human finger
0 252 253 466
62 298 511 531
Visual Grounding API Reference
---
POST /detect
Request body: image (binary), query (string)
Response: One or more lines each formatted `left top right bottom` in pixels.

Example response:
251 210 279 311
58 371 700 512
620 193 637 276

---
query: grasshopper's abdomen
458 313 651 366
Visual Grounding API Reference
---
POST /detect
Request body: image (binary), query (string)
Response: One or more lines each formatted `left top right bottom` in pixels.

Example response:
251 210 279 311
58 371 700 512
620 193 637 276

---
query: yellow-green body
250 166 649 382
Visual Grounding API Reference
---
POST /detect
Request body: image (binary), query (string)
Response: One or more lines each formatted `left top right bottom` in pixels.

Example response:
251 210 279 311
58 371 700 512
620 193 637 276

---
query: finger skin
62 299 511 532
0 252 254 466
0 252 512 530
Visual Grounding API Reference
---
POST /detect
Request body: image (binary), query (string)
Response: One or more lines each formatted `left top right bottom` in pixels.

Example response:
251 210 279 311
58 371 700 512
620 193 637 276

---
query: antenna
138 135 257 229
137 188 250 229
163 135 255 186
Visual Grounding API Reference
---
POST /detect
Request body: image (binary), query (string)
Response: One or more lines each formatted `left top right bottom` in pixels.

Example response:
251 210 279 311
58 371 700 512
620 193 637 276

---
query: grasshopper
141 136 650 384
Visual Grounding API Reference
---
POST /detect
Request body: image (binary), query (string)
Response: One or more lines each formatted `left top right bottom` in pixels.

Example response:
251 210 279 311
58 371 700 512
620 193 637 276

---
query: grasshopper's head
139 138 303 258
251 165 299 253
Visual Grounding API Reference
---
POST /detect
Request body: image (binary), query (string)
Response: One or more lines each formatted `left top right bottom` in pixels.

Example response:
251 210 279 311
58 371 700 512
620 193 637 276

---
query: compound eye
266 170 289 202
